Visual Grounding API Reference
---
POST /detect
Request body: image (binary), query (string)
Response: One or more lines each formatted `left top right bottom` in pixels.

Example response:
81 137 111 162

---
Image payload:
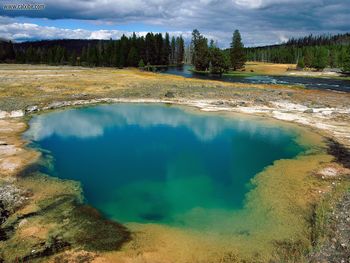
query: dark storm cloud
0 0 349 46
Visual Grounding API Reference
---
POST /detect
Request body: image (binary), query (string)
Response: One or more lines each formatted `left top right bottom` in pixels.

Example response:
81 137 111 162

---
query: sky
0 0 349 47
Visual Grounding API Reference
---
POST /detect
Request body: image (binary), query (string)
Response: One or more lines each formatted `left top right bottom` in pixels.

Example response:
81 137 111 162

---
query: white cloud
233 0 262 8
88 30 119 40
277 33 288 43
0 0 349 46
233 0 318 9
0 18 345 48
0 19 92 40
0 18 199 44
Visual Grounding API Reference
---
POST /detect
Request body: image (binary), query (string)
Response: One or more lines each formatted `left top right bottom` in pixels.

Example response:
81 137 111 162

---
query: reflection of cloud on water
25 104 292 142
27 111 105 139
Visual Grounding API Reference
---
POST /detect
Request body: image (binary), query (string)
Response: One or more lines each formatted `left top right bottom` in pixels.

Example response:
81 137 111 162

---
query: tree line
1 31 349 73
0 28 246 74
286 33 350 47
190 29 246 74
246 33 350 71
0 33 185 68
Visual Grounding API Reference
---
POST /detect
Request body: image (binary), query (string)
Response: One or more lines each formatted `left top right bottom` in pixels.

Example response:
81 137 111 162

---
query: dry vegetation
243 62 347 78
243 61 296 75
0 64 349 111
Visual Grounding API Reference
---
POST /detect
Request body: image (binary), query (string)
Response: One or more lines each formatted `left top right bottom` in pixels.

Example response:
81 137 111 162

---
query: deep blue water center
25 104 303 225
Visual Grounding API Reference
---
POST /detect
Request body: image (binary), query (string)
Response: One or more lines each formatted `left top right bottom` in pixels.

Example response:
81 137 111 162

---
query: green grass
223 71 258 77
189 69 258 77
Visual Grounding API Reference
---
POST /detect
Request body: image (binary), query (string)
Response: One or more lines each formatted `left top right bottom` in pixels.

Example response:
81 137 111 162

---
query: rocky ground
308 140 350 263
309 192 350 263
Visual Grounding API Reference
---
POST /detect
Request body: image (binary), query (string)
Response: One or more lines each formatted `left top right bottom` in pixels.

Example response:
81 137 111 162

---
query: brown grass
244 61 296 75
0 64 349 113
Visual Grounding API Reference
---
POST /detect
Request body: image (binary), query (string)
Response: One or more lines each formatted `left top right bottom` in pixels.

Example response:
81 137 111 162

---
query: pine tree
338 46 348 67
155 33 163 65
297 57 305 69
81 47 87 63
304 48 314 68
191 29 200 65
60 47 67 64
163 33 171 65
170 36 176 65
176 36 185 65
127 47 138 67
47 48 54 65
138 59 145 68
69 50 77 66
87 44 98 66
25 46 35 63
209 44 229 74
112 42 119 67
184 44 192 64
230 30 246 70
191 29 209 71
342 47 350 73
4 41 15 61
329 49 338 68
0 42 5 61
105 38 114 66
118 35 128 67
96 41 104 66
313 47 328 70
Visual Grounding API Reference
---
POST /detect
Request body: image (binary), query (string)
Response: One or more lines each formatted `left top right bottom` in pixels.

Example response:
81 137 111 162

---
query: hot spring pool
24 103 305 228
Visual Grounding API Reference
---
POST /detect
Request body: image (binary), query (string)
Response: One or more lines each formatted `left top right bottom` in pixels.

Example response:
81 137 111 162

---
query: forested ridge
246 33 350 70
0 33 185 67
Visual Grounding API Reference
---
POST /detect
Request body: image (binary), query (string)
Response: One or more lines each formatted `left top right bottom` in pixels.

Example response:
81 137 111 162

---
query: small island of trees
190 29 246 74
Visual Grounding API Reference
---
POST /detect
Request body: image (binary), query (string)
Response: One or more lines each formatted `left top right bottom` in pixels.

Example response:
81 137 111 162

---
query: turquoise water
25 104 304 226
